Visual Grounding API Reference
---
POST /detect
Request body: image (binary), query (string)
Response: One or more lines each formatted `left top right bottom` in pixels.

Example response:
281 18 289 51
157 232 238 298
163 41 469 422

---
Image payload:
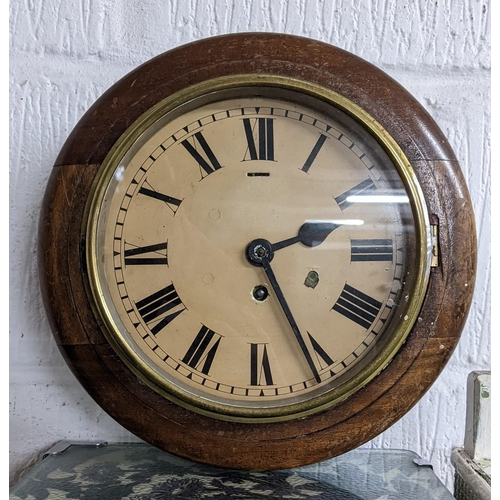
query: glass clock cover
87 81 431 421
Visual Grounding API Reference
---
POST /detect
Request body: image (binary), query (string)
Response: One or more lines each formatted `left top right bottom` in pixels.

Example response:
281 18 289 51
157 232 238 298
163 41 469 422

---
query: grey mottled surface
10 443 455 499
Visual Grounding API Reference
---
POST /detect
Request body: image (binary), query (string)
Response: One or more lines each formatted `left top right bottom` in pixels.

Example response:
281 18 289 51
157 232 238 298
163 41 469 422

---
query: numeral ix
124 241 168 266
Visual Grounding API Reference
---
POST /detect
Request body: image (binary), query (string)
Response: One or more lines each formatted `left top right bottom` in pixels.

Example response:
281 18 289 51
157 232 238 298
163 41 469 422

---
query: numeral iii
351 239 393 262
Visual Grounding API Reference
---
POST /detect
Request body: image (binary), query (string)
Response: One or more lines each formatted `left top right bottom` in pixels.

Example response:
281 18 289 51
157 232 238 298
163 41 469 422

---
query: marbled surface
10 443 454 500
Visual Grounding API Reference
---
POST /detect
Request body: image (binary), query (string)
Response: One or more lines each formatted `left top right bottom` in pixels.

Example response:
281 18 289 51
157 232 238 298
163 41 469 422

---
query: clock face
88 82 431 421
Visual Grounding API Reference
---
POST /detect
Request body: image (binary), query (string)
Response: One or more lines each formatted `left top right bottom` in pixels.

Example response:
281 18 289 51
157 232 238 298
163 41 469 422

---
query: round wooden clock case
38 33 476 470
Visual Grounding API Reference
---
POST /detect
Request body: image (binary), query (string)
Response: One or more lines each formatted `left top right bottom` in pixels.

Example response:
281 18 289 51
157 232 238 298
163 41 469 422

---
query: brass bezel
86 74 432 423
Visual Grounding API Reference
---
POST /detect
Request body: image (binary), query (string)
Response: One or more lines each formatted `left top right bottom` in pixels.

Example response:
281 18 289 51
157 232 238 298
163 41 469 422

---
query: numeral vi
249 343 274 386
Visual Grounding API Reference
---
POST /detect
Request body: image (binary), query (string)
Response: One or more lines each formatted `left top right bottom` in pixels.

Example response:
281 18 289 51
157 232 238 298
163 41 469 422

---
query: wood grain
38 33 476 470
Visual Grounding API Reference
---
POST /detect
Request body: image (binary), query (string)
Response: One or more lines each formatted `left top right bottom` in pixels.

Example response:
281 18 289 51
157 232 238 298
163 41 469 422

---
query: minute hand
260 255 321 383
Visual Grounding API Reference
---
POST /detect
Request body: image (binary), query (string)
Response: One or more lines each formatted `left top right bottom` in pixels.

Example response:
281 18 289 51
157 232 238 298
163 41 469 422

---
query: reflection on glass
346 195 409 204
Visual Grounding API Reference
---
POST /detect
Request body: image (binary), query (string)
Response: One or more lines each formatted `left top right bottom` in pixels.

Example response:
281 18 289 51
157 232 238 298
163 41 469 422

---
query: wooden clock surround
38 33 476 470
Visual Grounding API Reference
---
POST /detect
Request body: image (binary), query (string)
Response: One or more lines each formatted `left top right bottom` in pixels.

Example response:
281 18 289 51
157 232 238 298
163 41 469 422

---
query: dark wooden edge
54 33 457 167
38 33 477 470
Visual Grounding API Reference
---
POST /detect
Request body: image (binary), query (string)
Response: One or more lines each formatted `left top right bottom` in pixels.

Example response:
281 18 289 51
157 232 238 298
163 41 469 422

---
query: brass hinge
431 220 439 267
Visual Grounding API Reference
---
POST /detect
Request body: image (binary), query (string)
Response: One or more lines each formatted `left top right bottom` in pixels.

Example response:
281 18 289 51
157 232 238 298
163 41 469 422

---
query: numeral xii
243 118 274 161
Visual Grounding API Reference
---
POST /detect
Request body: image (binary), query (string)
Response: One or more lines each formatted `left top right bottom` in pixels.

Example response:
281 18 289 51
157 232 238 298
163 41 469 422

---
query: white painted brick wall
9 0 491 492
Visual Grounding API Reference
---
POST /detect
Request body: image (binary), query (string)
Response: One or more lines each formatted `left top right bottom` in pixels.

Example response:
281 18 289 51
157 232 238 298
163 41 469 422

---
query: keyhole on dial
252 285 269 302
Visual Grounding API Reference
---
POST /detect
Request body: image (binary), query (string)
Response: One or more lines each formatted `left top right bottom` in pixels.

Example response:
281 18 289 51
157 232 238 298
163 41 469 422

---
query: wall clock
39 33 476 469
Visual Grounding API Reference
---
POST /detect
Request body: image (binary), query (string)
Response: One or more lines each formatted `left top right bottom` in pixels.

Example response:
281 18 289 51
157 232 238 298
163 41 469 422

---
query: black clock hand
259 253 321 384
246 227 333 383
271 221 340 252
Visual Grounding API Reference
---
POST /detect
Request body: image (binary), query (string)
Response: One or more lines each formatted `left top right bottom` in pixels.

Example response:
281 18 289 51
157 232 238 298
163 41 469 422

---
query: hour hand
271 221 340 252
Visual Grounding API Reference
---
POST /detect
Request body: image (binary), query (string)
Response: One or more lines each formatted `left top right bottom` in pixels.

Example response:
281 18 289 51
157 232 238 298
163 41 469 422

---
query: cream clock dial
88 82 431 421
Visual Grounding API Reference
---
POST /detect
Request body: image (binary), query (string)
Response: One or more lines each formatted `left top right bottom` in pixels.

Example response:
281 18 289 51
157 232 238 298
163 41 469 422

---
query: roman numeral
124 241 168 266
136 284 185 335
332 284 382 330
307 332 334 368
242 118 275 161
250 343 274 386
182 325 221 375
181 131 222 178
351 239 393 262
334 178 376 210
138 182 182 214
301 134 328 173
